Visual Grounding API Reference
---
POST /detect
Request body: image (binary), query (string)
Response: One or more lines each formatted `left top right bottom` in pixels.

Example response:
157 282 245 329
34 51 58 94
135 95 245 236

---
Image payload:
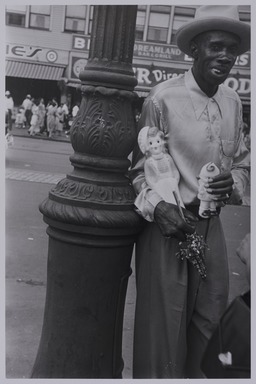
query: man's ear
190 41 198 59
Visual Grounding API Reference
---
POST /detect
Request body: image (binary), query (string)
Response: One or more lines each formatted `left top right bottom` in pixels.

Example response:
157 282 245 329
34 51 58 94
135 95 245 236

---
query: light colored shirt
22 98 33 110
130 69 250 221
62 103 69 115
72 105 79 117
6 96 14 111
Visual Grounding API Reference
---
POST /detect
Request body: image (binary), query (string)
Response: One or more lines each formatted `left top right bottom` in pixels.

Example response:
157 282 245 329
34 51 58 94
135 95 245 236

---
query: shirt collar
185 69 224 120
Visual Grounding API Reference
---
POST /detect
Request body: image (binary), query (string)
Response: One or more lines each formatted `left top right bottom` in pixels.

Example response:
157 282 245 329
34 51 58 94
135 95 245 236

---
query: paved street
5 136 250 379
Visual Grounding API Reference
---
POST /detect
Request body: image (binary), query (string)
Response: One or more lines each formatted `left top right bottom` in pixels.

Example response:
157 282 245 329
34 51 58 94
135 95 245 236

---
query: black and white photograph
4 1 253 382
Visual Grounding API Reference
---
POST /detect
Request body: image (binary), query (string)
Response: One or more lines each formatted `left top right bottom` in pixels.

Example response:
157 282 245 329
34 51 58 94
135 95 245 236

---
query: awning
6 60 65 80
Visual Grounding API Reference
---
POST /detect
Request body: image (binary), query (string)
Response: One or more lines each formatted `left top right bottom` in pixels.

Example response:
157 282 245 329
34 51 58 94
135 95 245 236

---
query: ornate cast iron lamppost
31 5 142 378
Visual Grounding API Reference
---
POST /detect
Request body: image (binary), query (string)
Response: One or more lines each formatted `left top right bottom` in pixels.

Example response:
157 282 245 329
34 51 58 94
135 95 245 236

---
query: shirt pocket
221 139 235 158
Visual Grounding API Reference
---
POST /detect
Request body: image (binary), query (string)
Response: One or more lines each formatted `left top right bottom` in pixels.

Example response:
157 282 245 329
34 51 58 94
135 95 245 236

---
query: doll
197 162 220 218
137 125 184 207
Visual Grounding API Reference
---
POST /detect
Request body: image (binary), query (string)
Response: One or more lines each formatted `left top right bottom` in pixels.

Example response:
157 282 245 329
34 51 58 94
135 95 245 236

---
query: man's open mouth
211 67 228 76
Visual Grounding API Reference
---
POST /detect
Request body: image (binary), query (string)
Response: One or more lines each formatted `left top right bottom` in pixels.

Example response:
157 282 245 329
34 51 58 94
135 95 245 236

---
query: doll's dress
145 152 184 207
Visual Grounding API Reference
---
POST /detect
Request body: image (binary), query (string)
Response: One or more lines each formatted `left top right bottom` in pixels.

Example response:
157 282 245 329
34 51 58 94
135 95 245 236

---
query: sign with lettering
70 37 250 68
133 64 250 99
72 34 90 51
133 42 184 61
6 43 68 64
133 41 250 68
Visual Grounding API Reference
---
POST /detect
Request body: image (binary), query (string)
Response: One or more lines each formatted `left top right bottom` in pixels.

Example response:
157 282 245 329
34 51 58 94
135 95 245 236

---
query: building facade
5 4 251 126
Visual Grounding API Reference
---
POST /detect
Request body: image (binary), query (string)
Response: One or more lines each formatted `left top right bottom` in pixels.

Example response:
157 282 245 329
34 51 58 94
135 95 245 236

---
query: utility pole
31 5 142 378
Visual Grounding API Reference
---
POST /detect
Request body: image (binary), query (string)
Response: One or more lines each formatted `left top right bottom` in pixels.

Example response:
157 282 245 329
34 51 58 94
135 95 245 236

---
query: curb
11 130 70 143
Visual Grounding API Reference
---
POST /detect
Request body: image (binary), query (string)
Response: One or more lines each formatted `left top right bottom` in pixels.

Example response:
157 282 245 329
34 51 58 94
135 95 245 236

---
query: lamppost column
31 5 142 378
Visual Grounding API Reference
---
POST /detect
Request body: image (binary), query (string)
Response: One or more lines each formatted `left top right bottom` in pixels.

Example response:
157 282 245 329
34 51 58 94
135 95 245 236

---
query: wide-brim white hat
176 5 250 56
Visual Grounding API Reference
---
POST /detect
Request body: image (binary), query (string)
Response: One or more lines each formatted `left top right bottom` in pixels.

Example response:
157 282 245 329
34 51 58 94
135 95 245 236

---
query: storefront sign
69 54 88 80
133 42 184 61
67 57 250 99
133 64 250 98
6 43 68 64
133 41 250 69
72 35 90 51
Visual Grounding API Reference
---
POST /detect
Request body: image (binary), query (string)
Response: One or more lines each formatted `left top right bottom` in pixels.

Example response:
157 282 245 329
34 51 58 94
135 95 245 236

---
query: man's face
191 30 240 89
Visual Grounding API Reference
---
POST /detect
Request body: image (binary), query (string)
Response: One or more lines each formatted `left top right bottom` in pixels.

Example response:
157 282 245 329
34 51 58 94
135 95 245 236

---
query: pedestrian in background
5 90 14 134
46 99 58 138
22 94 33 129
62 101 69 131
38 98 46 134
55 103 65 136
130 5 250 379
15 106 26 129
72 101 80 118
28 98 40 136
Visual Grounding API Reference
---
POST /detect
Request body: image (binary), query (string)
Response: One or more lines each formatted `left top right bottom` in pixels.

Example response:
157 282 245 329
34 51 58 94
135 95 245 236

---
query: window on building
64 5 87 33
29 6 51 30
6 5 26 27
147 5 172 43
238 5 251 23
135 5 147 41
88 6 94 35
171 7 196 45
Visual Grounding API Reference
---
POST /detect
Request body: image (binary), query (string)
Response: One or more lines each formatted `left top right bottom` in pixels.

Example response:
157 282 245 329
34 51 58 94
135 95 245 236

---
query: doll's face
147 133 164 155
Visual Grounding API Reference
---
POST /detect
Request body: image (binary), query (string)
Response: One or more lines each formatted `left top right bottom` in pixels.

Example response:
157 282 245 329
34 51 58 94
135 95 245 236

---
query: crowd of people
5 91 80 139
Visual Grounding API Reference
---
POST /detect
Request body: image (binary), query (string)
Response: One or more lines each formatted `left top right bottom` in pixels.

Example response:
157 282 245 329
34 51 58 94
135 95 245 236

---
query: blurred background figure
61 101 69 131
22 94 33 129
72 101 80 117
5 90 14 134
28 98 40 136
65 102 80 137
15 106 26 129
55 103 65 136
38 98 46 134
46 99 58 138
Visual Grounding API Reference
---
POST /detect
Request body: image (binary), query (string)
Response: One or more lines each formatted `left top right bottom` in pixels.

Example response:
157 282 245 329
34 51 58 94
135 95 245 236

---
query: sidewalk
10 125 70 143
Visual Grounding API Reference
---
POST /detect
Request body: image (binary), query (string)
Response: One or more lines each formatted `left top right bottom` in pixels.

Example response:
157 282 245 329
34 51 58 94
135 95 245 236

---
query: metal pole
31 5 142 378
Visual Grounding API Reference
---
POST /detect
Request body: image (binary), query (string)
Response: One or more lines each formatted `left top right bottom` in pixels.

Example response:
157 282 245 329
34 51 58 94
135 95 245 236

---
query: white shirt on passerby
22 98 33 110
72 105 79 117
62 103 69 116
6 96 14 111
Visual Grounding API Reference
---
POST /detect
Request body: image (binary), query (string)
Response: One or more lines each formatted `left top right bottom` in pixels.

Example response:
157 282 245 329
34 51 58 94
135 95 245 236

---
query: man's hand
205 171 234 204
154 201 198 241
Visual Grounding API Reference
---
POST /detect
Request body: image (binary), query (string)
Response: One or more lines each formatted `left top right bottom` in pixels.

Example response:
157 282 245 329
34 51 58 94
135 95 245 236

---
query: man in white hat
130 5 250 379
